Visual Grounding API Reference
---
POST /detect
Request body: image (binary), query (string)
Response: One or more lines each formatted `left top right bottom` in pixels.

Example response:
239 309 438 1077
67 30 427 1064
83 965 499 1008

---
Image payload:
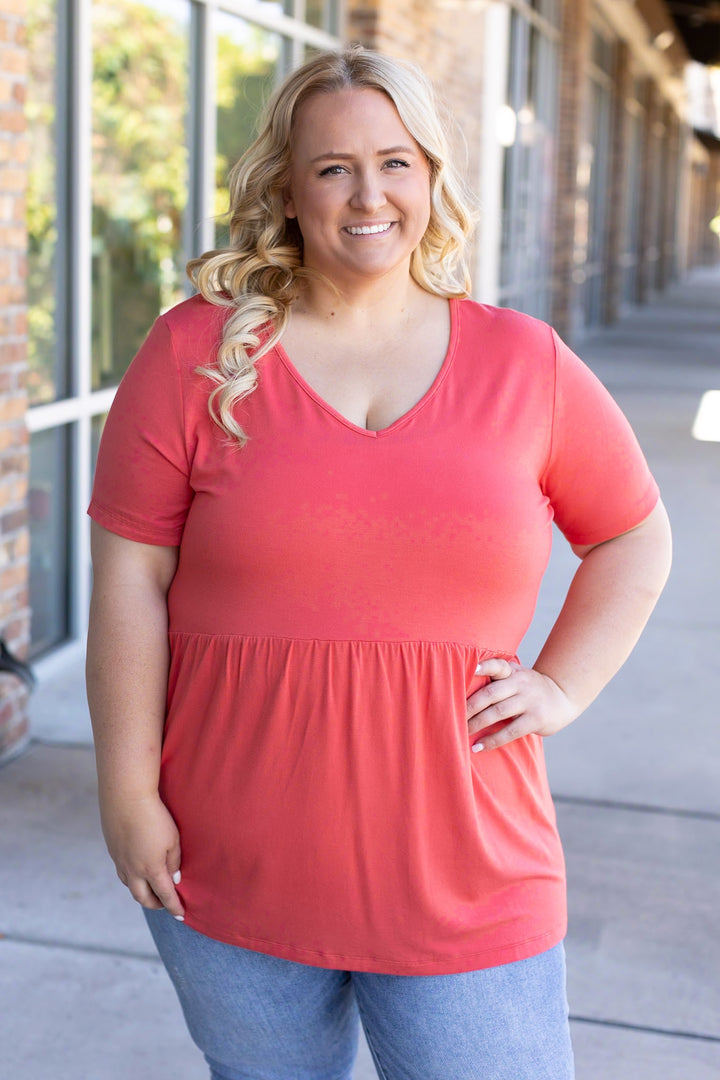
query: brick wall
0 0 31 763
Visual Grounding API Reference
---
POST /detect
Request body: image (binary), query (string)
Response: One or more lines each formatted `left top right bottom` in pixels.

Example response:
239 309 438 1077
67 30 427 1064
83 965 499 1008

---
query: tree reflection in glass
214 12 282 248
91 0 190 390
27 0 61 406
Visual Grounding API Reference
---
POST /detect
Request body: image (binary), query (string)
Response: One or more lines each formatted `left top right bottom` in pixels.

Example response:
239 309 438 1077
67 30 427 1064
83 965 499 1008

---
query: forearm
86 582 171 805
533 500 672 712
86 524 178 806
86 525 183 914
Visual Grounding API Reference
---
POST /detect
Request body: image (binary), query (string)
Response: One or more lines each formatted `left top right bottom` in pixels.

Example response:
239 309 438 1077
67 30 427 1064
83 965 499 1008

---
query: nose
350 168 387 213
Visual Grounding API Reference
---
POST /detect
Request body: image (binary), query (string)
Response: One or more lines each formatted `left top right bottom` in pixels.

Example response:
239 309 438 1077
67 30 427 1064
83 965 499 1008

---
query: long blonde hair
189 45 477 445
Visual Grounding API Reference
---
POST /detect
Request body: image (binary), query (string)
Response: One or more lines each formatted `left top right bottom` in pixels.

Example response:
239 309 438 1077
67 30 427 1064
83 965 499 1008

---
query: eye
318 164 348 177
384 158 410 169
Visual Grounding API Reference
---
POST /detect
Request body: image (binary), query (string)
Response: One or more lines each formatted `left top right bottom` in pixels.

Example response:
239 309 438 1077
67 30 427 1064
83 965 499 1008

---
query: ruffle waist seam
167 629 518 656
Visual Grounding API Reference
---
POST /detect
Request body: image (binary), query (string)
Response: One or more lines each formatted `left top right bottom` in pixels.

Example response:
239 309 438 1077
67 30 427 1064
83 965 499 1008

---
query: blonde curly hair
188 45 478 445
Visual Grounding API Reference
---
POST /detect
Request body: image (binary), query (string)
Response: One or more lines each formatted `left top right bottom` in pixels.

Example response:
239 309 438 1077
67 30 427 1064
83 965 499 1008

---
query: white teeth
346 223 393 235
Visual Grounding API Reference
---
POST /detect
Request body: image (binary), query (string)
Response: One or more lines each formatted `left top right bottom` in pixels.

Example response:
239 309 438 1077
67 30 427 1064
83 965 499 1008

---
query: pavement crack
0 930 158 963
553 794 720 823
570 1014 720 1044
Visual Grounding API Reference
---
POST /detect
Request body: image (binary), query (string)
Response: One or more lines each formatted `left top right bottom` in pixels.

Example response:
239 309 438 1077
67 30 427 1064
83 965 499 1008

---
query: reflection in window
91 0 190 391
306 0 337 33
214 13 283 247
26 0 64 406
499 12 558 319
29 427 70 655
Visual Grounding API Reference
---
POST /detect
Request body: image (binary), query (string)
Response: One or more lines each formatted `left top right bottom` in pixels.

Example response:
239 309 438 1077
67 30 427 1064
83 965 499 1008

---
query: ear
283 188 297 220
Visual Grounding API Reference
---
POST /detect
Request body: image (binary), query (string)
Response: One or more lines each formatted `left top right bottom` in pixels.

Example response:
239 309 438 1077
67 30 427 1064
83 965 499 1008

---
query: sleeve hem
88 499 183 547
556 481 660 547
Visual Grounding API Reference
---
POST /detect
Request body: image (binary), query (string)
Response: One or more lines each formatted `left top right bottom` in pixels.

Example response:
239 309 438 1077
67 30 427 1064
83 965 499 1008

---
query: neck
296 266 425 326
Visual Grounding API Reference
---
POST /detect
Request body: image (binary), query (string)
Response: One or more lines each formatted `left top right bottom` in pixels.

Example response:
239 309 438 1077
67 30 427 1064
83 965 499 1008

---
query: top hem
179 914 567 975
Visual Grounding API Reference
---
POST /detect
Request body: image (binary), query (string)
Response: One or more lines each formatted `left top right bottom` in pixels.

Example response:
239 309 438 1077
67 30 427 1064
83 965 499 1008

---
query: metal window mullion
504 0 560 42
292 0 306 66
477 0 511 305
187 1 217 260
69 0 93 642
329 0 343 37
55 0 72 401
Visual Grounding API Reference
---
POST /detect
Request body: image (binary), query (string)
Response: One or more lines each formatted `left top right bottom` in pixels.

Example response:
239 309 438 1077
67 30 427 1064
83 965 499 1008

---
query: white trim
74 0 92 405
73 415 91 640
215 0 339 48
26 389 116 432
476 1 511 306
198 3 219 254
292 0 307 67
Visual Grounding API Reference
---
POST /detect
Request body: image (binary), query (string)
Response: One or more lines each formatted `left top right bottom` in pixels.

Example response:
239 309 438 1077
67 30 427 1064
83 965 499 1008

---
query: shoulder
148 295 231 380
158 291 229 349
454 298 557 367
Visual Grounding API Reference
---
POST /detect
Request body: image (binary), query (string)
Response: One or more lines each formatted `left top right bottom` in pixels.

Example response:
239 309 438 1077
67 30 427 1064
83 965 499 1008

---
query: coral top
89 295 659 975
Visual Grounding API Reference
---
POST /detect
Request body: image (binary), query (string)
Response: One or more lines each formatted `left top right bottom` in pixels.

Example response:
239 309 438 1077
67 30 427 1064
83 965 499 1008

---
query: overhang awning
667 2 720 65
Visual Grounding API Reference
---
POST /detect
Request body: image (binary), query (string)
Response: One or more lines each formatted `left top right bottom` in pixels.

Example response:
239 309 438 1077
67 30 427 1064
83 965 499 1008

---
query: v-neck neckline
272 298 460 439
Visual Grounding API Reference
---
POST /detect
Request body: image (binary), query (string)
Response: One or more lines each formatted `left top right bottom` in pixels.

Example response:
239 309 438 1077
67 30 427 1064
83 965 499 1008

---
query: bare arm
467 499 672 750
86 521 184 916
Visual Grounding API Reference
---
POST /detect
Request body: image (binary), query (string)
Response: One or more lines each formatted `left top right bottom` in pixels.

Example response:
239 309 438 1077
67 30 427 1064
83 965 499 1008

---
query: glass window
591 26 614 75
498 11 559 319
26 0 65 406
29 427 70 655
621 108 643 304
215 12 283 244
306 0 337 34
23 0 342 669
581 44 615 327
529 0 561 26
90 0 190 392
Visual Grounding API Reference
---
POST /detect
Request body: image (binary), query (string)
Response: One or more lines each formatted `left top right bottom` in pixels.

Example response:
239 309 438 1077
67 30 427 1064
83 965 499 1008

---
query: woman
86 46 672 1080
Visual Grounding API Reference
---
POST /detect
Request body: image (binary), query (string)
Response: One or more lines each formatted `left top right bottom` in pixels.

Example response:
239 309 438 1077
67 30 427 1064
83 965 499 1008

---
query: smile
344 223 394 235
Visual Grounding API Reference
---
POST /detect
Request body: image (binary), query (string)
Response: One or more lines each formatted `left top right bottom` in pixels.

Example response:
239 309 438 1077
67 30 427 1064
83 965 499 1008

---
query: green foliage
26 0 284 393
214 21 281 245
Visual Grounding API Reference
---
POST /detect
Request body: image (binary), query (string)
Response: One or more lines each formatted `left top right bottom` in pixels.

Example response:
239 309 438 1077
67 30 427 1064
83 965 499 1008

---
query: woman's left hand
467 659 579 753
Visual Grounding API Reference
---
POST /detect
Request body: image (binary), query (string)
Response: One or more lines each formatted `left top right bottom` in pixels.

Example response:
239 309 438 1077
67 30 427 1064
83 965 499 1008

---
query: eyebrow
310 146 417 163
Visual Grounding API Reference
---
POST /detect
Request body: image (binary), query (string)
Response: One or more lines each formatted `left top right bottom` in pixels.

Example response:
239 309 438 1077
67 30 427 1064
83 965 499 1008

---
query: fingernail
172 870 182 884
173 914 185 921
472 742 484 753
475 664 483 675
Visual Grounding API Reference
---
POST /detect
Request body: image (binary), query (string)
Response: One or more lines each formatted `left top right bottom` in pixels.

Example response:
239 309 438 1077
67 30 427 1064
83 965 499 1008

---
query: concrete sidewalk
2 267 719 1078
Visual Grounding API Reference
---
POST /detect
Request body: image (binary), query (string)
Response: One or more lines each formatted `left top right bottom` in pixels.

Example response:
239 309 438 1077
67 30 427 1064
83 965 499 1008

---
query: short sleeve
542 328 659 545
88 316 192 545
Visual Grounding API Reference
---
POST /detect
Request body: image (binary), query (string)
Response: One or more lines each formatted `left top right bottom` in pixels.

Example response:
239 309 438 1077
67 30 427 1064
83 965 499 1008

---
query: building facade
1 0 719 757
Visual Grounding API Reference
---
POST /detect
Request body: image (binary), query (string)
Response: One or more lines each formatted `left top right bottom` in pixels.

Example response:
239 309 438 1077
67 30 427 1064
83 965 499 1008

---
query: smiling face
284 87 432 290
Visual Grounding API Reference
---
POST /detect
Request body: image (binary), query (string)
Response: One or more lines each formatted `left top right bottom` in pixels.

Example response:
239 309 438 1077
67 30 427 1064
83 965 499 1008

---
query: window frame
26 0 343 664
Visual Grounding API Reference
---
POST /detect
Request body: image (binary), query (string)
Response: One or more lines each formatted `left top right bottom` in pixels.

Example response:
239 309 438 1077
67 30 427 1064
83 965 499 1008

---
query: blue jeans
145 910 574 1080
